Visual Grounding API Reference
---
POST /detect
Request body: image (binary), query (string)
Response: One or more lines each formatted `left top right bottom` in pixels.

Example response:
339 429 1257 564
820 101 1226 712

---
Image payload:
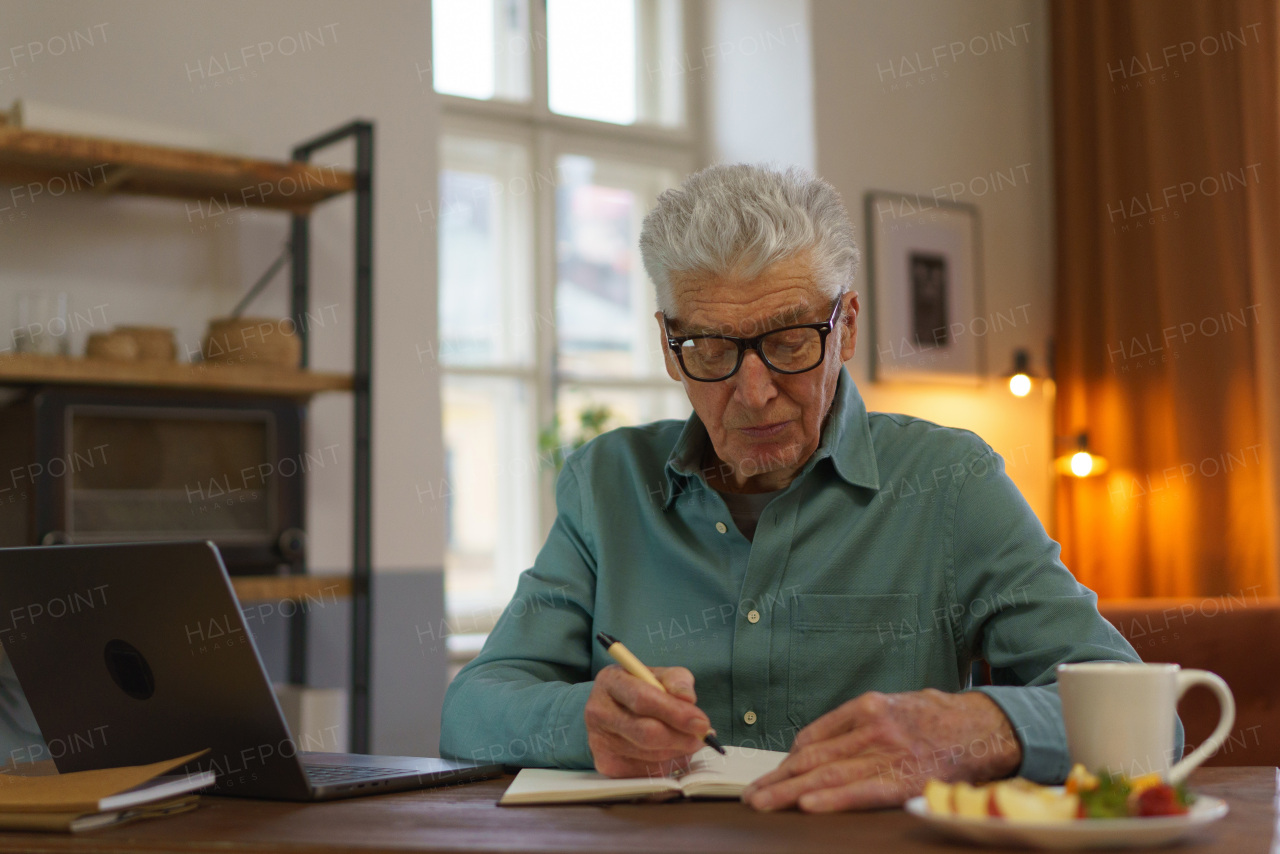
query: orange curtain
1052 0 1280 597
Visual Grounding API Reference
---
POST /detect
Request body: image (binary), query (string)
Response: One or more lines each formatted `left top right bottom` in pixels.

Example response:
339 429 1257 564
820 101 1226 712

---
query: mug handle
1166 670 1236 786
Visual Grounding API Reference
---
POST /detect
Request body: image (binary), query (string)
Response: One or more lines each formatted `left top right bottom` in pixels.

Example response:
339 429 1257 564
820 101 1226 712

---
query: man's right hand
584 664 711 778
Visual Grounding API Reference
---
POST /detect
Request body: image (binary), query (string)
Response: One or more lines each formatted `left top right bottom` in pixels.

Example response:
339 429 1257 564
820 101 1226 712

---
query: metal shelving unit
290 121 374 752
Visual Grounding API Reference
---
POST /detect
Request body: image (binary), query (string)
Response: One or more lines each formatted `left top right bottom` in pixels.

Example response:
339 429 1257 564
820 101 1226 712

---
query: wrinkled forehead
665 257 830 336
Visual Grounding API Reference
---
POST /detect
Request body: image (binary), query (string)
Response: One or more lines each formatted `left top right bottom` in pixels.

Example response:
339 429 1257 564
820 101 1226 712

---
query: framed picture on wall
864 191 984 383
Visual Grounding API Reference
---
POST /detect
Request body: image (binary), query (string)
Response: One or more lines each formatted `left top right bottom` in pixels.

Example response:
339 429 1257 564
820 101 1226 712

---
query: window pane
432 0 531 102
548 0 635 124
555 154 680 379
547 0 684 126
438 136 536 367
442 376 537 614
557 385 691 437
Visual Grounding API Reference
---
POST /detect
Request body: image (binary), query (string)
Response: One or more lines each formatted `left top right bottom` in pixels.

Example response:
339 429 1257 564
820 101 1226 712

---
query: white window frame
437 0 707 631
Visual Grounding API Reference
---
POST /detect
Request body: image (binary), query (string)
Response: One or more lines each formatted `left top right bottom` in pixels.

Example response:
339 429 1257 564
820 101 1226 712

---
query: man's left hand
742 689 1022 812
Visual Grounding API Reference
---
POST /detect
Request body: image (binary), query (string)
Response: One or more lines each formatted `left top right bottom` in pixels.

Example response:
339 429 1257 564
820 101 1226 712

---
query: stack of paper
0 750 214 832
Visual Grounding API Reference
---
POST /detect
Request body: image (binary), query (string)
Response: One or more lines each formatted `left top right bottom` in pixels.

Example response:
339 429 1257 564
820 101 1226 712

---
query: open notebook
500 746 787 805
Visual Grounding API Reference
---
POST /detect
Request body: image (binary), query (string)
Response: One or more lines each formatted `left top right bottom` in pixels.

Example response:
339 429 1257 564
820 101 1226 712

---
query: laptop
0 540 502 800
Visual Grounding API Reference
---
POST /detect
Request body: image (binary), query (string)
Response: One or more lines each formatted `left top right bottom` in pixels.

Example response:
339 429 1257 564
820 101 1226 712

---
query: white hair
639 163 860 316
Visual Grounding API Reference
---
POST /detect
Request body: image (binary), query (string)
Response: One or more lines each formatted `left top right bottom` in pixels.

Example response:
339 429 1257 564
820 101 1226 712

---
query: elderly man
440 164 1146 812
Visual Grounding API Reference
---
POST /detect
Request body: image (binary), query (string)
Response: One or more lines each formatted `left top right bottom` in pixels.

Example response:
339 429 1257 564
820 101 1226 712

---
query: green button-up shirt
440 368 1150 783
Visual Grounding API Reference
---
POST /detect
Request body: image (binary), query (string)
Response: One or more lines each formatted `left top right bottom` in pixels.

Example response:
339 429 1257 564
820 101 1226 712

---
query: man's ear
656 311 682 382
839 291 860 363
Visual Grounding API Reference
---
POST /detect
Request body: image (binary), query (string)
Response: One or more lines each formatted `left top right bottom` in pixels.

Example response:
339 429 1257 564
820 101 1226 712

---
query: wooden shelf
0 128 354 212
0 353 351 398
232 575 352 603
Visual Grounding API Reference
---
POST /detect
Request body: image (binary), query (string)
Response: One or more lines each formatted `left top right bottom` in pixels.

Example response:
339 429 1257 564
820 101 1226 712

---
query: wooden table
0 767 1272 853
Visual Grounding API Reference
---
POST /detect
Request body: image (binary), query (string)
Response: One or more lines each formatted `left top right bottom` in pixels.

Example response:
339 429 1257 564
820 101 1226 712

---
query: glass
664 296 843 382
556 384 691 443
554 154 679 378
14 290 69 355
431 0 532 102
441 376 537 614
437 136 536 367
547 0 685 127
548 0 636 124
69 413 270 538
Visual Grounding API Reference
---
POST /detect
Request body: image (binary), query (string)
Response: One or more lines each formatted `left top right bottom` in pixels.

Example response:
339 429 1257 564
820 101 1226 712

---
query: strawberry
1134 785 1190 817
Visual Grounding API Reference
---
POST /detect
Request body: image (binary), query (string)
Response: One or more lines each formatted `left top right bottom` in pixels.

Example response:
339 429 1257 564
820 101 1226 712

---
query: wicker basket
203 317 301 369
85 331 140 361
113 326 176 361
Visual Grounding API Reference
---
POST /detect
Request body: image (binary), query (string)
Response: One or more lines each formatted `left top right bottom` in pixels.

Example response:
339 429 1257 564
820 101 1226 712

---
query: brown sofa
1097 597 1280 768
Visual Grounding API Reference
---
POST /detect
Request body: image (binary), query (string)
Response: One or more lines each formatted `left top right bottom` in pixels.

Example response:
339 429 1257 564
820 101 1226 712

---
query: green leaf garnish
1078 772 1131 818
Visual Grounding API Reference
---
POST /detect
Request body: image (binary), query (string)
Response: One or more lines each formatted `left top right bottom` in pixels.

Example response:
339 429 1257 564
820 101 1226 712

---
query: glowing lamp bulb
1069 451 1094 478
1008 373 1032 397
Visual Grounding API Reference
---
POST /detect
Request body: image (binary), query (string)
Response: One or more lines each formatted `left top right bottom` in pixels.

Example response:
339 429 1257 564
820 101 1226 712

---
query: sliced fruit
1133 784 1190 817
990 780 1079 823
1128 772 1163 797
1065 763 1099 794
953 782 990 819
988 778 1036 818
923 779 954 815
919 772 1196 822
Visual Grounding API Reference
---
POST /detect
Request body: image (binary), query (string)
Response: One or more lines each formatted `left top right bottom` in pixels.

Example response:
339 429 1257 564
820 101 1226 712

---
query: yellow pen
595 631 726 755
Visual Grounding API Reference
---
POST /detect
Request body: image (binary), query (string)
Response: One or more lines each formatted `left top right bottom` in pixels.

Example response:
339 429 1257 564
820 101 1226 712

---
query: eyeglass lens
678 327 823 380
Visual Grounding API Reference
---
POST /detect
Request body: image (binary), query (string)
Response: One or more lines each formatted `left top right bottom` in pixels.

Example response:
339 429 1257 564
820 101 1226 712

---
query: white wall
706 0 815 171
0 0 443 572
810 0 1055 523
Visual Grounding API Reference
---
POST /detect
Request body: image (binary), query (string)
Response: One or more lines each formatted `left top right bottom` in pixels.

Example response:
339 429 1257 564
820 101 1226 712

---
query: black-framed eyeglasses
663 295 844 382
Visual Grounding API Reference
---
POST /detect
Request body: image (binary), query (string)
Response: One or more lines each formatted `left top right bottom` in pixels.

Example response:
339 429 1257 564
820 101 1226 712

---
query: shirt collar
661 367 880 509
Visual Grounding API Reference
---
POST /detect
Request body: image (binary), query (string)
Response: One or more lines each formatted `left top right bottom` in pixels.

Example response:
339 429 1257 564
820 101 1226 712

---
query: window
431 0 531 102
433 0 700 625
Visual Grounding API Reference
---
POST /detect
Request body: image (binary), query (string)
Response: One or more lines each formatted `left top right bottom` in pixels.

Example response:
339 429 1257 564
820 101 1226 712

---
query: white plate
903 793 1228 849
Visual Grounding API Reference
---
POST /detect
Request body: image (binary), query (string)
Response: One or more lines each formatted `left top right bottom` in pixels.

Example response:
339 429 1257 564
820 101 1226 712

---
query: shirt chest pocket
786 593 920 731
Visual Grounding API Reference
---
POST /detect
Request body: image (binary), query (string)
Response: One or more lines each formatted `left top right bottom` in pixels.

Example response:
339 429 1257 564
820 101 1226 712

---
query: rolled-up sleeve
439 457 598 768
947 448 1174 783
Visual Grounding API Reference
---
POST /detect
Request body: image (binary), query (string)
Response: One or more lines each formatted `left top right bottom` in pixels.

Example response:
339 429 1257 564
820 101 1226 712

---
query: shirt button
715 522 728 534
747 610 761 624
743 710 757 725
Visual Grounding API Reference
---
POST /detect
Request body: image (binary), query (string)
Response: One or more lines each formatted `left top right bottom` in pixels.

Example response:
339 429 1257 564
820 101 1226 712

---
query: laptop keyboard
302 763 409 783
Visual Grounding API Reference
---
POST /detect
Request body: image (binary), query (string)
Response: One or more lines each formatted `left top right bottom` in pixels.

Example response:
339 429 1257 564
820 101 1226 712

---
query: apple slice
990 780 1079 823
953 782 990 819
923 779 954 815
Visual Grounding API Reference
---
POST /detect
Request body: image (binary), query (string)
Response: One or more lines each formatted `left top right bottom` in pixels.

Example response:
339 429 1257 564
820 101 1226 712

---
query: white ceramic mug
1057 662 1235 785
